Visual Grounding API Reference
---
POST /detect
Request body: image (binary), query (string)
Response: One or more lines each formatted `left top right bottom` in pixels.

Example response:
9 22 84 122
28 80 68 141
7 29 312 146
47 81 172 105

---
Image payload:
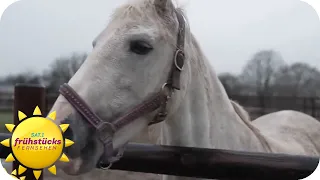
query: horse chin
58 156 96 176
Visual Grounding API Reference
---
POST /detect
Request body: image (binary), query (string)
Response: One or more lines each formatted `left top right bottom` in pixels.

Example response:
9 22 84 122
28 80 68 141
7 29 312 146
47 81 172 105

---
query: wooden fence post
311 98 316 118
13 84 46 180
303 97 307 114
259 95 265 115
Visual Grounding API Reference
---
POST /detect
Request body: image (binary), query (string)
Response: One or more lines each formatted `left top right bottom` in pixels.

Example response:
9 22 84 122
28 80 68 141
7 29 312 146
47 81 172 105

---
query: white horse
50 0 320 180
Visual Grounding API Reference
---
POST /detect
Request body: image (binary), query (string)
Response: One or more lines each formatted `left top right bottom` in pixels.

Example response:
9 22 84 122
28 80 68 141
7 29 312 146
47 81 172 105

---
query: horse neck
160 35 267 153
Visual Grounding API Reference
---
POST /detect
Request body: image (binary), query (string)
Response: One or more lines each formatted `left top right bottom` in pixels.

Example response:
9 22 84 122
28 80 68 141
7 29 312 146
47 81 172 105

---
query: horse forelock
109 0 188 48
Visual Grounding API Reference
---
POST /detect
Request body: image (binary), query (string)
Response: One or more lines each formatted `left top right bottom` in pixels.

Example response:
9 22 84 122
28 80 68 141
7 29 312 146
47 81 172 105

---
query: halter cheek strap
59 10 186 169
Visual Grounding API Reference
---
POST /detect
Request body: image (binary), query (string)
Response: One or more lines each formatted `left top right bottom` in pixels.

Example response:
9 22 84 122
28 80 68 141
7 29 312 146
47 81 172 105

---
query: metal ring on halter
161 83 172 99
174 49 184 71
98 161 113 170
161 83 168 91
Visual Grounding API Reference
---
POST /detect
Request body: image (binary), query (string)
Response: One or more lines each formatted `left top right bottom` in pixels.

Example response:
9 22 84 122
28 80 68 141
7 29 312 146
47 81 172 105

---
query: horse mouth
59 157 84 175
60 119 103 175
60 151 98 176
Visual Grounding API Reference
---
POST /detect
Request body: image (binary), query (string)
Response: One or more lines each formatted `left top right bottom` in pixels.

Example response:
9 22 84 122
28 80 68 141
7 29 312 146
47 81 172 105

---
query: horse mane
230 100 261 134
230 100 251 122
230 100 272 152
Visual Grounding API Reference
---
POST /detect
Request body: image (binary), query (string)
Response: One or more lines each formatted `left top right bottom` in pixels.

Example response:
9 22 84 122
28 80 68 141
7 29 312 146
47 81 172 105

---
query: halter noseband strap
59 82 171 166
59 11 186 169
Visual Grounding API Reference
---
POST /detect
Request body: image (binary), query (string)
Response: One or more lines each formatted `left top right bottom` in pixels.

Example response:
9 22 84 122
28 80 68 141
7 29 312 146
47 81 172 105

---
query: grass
0 111 13 133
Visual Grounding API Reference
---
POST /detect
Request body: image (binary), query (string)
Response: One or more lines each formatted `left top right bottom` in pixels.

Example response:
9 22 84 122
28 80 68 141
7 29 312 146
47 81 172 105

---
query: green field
0 111 13 133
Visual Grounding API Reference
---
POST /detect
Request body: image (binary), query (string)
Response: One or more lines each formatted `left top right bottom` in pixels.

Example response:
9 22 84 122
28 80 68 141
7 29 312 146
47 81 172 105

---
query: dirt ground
44 169 160 180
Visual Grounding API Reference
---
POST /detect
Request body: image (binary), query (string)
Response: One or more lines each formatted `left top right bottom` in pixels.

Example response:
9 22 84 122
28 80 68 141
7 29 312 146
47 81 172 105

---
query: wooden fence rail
1 132 319 180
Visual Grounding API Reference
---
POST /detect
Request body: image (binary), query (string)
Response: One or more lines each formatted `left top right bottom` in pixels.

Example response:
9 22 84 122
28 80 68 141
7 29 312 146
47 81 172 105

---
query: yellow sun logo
3 167 26 180
0 106 74 180
7 168 26 180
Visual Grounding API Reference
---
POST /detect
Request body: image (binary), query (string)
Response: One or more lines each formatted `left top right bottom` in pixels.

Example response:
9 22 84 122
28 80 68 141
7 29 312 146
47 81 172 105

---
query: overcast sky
0 0 320 77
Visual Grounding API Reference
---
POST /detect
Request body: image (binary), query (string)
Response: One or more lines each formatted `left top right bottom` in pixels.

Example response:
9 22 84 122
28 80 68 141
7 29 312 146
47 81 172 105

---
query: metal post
13 84 46 180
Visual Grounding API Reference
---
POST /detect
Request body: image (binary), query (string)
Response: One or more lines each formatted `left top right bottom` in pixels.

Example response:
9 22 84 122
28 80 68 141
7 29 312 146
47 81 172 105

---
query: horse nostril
64 127 74 141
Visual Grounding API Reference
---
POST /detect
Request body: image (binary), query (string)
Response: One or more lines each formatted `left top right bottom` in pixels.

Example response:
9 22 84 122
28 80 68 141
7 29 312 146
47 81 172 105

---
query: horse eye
130 40 153 55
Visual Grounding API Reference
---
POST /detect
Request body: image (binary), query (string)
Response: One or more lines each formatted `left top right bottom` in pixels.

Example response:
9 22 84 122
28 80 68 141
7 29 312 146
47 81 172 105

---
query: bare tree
273 62 320 97
239 50 286 114
43 52 87 94
239 50 286 96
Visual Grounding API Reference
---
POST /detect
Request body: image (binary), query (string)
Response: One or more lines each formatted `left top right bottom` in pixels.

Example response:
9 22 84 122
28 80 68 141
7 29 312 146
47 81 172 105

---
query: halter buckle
148 83 172 126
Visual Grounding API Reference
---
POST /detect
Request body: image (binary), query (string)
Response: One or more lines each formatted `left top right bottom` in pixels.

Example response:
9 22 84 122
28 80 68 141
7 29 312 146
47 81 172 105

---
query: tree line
219 50 320 98
0 52 87 95
1 49 319 98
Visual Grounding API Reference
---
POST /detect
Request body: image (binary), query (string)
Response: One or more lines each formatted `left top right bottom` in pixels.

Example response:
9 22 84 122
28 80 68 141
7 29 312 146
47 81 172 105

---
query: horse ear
154 0 174 15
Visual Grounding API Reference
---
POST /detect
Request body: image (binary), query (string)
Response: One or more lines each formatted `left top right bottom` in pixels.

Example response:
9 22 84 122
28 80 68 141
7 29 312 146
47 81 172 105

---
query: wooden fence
1 92 319 120
4 94 320 116
229 95 320 119
0 84 319 180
